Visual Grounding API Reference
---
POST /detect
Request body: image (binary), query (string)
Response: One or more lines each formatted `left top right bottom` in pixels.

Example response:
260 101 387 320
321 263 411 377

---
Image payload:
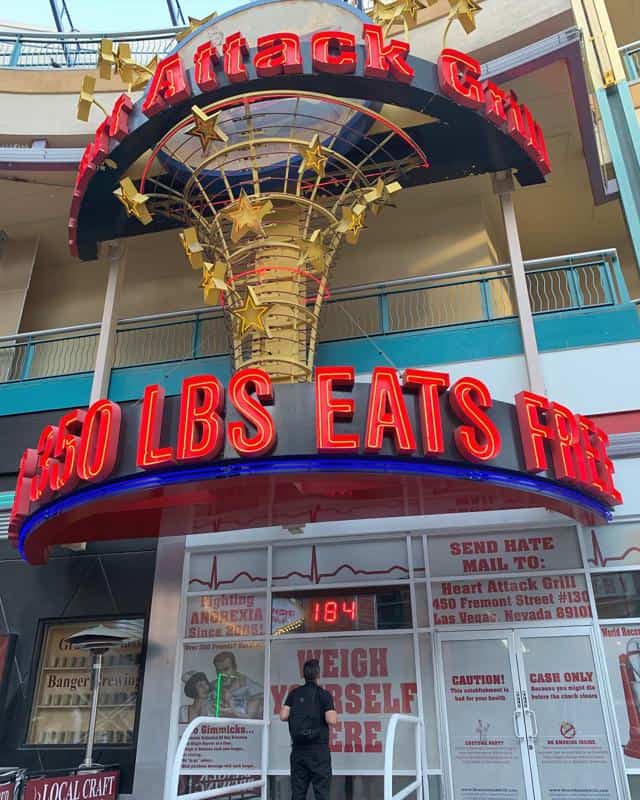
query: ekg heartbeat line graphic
587 529 640 568
189 544 418 590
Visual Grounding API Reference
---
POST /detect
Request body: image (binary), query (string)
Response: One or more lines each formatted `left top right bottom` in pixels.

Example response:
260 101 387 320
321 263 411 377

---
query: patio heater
64 620 143 770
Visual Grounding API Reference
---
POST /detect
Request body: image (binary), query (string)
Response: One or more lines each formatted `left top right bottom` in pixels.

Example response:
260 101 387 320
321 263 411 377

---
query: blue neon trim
18 456 612 561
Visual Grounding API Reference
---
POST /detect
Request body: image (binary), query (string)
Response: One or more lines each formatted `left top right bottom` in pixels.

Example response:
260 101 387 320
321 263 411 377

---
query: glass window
188 549 267 592
271 587 412 635
26 618 143 747
593 572 640 618
272 539 410 587
185 593 267 639
269 634 417 774
418 634 439 769
428 527 581 578
178 640 265 772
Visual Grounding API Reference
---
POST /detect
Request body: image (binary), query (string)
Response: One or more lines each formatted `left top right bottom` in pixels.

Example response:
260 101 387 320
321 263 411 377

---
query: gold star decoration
372 0 436 37
97 39 156 90
113 177 153 225
179 227 205 270
339 203 367 245
298 229 327 272
223 189 274 243
201 260 230 305
176 12 218 42
231 286 270 336
299 134 328 179
363 179 402 216
98 39 116 80
186 106 229 153
127 56 158 92
447 0 481 36
77 75 108 122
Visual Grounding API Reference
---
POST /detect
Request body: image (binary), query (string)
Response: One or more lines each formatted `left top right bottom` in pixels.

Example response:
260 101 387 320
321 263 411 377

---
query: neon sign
10 366 622 544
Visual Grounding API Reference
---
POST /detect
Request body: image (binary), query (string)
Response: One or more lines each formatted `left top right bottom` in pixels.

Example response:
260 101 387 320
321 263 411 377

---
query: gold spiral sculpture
115 91 428 382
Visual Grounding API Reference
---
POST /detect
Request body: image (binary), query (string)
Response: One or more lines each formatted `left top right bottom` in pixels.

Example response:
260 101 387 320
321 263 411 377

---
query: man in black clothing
279 658 338 800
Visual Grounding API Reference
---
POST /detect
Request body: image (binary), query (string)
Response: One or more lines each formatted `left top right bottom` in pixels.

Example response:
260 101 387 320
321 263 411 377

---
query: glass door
515 627 625 800
437 630 536 800
437 628 627 800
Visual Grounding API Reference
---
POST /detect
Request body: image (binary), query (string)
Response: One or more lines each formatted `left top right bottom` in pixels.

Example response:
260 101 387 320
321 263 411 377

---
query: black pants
290 746 332 800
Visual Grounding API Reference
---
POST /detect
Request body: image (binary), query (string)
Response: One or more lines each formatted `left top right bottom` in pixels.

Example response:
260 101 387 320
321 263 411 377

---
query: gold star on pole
363 179 402 216
339 203 367 245
113 177 153 225
223 189 273 243
232 286 270 336
175 12 218 42
179 227 205 269
299 134 328 179
77 75 108 122
298 229 327 271
186 106 229 153
98 39 116 80
201 260 229 305
447 0 481 35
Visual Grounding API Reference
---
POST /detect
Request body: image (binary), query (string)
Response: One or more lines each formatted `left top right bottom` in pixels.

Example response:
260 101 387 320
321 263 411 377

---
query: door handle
524 708 538 739
513 709 525 740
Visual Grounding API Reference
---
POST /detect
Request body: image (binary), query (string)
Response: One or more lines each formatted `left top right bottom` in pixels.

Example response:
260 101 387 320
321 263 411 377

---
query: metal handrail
384 714 423 800
169 716 268 800
0 249 623 345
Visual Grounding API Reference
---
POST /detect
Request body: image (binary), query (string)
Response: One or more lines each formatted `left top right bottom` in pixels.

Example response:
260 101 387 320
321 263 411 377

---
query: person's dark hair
214 651 237 672
303 659 320 683
184 672 210 699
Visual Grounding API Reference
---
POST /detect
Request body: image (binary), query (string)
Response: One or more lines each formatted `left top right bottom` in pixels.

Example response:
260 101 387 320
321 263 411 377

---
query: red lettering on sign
549 401 587 484
108 93 134 141
49 409 86 494
315 366 360 453
9 448 38 536
364 367 416 454
450 377 501 462
363 23 414 84
176 375 225 462
438 49 483 110
194 41 220 91
403 368 450 454
255 32 302 77
136 384 175 468
311 31 357 75
76 399 122 483
142 53 191 117
515 391 553 472
228 368 277 456
224 32 249 82
484 81 508 125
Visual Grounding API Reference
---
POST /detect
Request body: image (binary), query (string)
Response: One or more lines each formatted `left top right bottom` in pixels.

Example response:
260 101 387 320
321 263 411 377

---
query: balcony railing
0 249 630 385
621 41 640 83
0 3 363 69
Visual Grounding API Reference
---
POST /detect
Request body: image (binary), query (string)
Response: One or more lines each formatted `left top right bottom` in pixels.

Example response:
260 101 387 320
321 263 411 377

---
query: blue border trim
18 456 612 561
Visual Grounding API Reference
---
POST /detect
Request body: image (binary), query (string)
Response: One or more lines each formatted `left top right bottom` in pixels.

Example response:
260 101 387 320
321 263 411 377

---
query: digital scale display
271 589 411 635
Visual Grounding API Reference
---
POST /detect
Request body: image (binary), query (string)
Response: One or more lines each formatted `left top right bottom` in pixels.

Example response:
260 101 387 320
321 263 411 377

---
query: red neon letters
437 49 551 175
311 31 357 75
142 53 192 117
10 368 623 539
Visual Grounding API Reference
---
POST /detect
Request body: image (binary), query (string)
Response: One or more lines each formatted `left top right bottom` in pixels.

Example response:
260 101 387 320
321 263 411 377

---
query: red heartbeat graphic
587 529 640 568
189 544 418 590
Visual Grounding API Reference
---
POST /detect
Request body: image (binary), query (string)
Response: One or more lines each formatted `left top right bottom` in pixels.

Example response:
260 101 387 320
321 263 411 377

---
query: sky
1 0 239 32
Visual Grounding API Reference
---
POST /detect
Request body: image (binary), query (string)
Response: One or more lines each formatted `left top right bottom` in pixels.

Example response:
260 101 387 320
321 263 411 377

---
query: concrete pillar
493 173 546 395
90 241 127 403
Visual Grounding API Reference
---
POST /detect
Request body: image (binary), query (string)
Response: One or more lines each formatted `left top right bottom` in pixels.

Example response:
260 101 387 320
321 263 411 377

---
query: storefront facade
2 0 640 798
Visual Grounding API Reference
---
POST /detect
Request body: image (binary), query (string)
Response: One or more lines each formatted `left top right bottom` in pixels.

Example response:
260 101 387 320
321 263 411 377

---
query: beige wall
0 236 38 335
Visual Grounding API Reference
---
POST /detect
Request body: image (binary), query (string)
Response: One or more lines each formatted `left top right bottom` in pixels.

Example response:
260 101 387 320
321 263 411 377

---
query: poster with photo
269 635 417 773
179 640 265 772
601 624 640 769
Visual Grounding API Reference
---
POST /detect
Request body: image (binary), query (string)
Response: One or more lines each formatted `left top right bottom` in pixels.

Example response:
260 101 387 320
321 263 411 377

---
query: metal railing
169 716 267 800
621 41 640 83
0 2 365 69
0 249 630 385
384 714 423 800
0 28 179 69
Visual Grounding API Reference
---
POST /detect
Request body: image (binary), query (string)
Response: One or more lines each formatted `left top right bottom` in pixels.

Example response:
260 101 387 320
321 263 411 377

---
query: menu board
26 619 143 746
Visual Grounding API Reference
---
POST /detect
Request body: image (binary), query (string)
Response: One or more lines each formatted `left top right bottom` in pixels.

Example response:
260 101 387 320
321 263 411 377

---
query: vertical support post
90 241 127 403
9 38 22 67
378 292 391 334
479 279 493 321
493 173 546 395
190 313 202 359
610 251 631 303
81 651 103 768
19 340 34 381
